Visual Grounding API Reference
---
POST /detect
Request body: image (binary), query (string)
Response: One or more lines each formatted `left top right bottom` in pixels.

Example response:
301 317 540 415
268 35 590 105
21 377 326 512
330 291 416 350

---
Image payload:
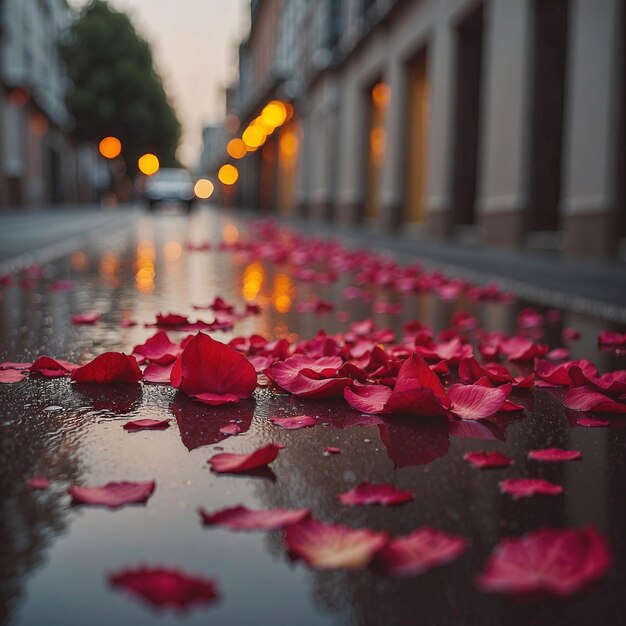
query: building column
561 0 623 257
476 0 532 246
336 74 366 225
379 53 407 232
423 5 454 238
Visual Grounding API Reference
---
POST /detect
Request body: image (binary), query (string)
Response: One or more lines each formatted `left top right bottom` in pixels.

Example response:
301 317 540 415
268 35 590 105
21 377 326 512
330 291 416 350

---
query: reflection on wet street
1 207 625 626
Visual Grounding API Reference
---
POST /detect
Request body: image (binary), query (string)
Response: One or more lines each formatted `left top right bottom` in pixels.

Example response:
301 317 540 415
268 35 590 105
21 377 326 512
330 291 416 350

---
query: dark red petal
69 480 156 508
324 447 342 454
29 356 78 377
476 527 611 596
338 482 414 506
376 527 468 577
499 478 563 498
208 443 281 474
464 451 513 469
285 518 388 570
199 505 310 530
528 448 582 462
270 415 317 430
71 352 142 384
109 566 218 610
123 419 170 432
448 384 507 420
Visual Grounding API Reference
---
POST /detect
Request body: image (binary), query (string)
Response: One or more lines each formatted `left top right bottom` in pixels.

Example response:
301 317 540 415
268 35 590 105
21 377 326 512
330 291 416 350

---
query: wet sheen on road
1 207 625 626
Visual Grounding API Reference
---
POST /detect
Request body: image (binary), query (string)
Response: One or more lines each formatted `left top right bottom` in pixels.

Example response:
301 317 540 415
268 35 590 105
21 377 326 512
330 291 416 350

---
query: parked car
144 168 195 212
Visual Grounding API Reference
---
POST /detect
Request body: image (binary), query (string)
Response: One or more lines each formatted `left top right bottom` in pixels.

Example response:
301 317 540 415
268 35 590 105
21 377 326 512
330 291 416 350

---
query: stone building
216 0 626 258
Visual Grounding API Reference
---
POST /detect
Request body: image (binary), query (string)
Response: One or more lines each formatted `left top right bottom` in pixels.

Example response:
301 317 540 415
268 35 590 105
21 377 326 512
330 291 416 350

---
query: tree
61 0 181 174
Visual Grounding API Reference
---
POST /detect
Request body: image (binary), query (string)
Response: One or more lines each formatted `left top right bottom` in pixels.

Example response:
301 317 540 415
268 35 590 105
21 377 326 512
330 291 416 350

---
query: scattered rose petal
476 526 611 597
133 331 182 364
376 527 468 577
192 392 240 406
338 482 414 506
448 384 507 420
199 505 310 530
69 480 156 508
564 386 626 413
285 518 388 570
464 451 513 469
598 331 626 346
219 423 242 436
120 318 138 328
143 362 174 384
499 478 563 498
123 419 170 432
528 448 582 462
324 447 341 454
29 355 79 377
208 443 281 474
109 566 218 610
27 477 50 490
71 352 142 384
71 310 101 324
270 415 317 430
577 417 610 428
0 369 25 383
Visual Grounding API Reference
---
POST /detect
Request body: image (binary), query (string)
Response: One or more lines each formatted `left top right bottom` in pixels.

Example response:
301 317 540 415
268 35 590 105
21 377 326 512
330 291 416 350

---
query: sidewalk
268 211 626 324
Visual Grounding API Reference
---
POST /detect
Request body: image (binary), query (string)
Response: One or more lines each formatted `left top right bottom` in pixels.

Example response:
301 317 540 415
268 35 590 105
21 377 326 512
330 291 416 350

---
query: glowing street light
194 178 214 199
218 164 239 185
99 136 122 159
138 153 160 176
227 138 247 159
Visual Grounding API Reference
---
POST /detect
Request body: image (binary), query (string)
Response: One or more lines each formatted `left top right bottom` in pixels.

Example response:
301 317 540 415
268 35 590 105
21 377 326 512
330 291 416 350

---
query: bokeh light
242 126 265 149
138 153 160 176
99 136 122 159
194 178 214 199
242 261 264 301
372 82 391 108
261 101 287 127
227 138 247 159
218 164 239 185
223 223 239 244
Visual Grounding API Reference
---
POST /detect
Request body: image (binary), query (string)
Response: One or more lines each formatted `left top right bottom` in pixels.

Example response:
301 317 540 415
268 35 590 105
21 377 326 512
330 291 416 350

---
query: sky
69 0 249 167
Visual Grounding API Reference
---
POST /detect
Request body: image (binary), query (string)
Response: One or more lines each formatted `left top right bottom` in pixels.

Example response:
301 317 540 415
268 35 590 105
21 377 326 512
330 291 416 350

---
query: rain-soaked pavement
1 207 626 626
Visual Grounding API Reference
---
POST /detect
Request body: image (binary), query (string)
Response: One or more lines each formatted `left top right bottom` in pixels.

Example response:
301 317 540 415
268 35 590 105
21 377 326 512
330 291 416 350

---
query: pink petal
476 527 611 596
71 310 101 324
143 362 174 384
71 352 142 384
598 331 626 346
324 447 342 454
376 527 468 577
338 482 414 506
199 505 310 530
133 331 181 364
464 451 514 469
0 370 25 383
577 417 610 428
528 448 582 462
344 384 391 414
27 476 50 490
109 566 218 610
69 480 156 508
564 387 626 413
208 443 281 474
192 392 240 406
448 384 507 420
285 518 388 570
219 423 242 436
499 478 563 498
123 419 170 432
270 415 317 430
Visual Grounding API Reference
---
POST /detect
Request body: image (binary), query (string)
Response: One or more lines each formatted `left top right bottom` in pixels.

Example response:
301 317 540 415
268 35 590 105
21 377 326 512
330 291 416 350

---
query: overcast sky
69 0 249 167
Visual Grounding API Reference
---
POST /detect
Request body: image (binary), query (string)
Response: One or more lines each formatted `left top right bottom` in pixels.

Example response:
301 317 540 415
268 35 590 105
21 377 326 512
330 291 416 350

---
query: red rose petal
476 526 611 597
285 518 388 570
528 448 582 462
219 423 242 436
464 451 514 469
448 383 507 420
343 384 392 415
338 482 414 506
120 318 138 328
0 369 25 383
171 333 256 401
133 331 182 364
109 566 218 610
577 417 610 428
123 419 170 432
324 447 341 454
143 362 174 384
192 392 240 406
564 387 626 413
69 480 156 508
199 505 310 530
71 310 101 324
29 355 79 377
499 478 563 498
376 527 468 577
270 415 317 430
598 331 626 346
27 476 50 490
208 443 281 474
71 352 142 384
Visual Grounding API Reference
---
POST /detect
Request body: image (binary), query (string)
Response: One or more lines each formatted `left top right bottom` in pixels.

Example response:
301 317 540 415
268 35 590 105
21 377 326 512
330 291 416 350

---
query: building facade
0 0 103 209
214 0 626 258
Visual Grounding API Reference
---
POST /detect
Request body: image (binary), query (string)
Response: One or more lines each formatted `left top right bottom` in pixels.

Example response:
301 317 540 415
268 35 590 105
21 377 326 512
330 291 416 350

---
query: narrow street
1 205 625 625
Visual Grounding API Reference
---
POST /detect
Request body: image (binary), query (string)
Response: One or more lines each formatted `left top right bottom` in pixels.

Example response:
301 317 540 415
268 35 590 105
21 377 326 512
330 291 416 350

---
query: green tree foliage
61 0 181 174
